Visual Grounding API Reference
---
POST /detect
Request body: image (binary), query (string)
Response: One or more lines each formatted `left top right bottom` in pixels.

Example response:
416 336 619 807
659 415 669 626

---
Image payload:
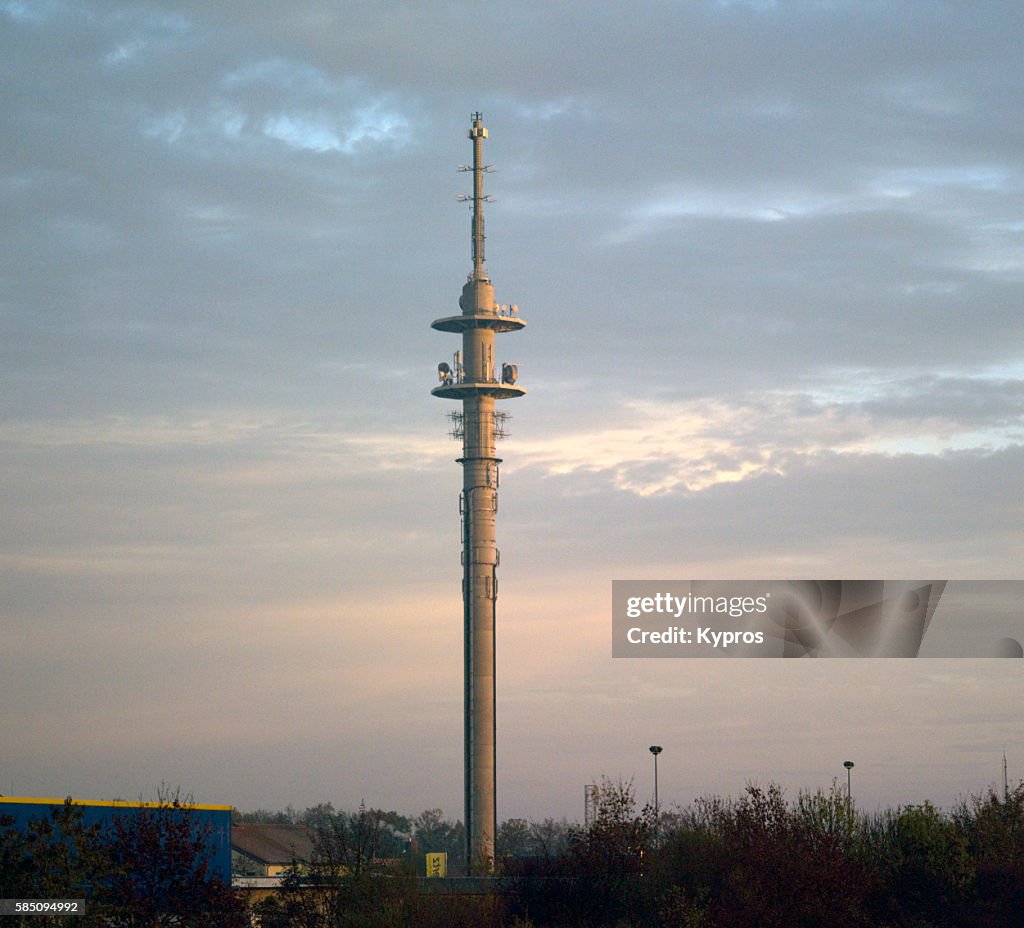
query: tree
565 777 655 925
716 784 872 928
93 792 248 928
527 817 573 860
952 785 1024 927
0 794 248 928
234 805 299 825
412 808 465 874
272 801 416 928
496 818 533 859
571 776 653 874
373 810 413 860
0 801 105 927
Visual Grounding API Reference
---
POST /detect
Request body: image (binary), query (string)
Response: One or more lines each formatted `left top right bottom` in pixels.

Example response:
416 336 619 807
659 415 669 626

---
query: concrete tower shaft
431 113 525 872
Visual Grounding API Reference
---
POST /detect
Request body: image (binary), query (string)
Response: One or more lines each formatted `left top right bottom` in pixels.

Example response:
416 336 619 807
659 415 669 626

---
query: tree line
249 779 1024 927
233 802 575 874
4 780 1022 926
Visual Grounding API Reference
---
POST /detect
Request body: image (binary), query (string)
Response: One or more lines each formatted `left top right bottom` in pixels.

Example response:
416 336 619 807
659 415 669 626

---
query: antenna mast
470 111 488 278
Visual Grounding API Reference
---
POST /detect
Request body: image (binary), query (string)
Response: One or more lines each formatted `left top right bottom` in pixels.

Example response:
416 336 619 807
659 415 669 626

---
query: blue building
0 795 233 883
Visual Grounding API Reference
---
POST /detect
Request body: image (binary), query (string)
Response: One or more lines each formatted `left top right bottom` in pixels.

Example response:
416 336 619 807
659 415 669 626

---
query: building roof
0 795 231 811
231 823 315 865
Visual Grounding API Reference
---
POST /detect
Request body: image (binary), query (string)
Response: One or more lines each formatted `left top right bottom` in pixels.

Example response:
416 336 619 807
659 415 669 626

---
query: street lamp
843 760 855 808
649 746 663 846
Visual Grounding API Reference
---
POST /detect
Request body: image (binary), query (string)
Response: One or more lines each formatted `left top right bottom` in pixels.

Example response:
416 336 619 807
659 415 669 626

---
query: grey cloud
502 444 1024 577
856 375 1024 429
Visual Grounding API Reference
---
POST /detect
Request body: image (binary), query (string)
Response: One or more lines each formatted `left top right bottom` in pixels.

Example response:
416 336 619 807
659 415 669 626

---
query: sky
2 0 1023 823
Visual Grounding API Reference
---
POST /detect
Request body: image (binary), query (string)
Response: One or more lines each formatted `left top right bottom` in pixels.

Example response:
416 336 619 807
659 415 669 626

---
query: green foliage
703 783 871 928
795 777 857 842
373 809 413 858
953 784 1024 927
28 780 1005 928
856 801 975 927
225 785 1024 927
497 817 534 858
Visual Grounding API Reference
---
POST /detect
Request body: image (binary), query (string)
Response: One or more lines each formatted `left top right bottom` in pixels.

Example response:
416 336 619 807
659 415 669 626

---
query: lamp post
650 745 663 846
843 760 855 811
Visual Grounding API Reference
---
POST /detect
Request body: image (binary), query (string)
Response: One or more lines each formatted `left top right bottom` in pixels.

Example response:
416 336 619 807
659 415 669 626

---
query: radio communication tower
431 112 526 871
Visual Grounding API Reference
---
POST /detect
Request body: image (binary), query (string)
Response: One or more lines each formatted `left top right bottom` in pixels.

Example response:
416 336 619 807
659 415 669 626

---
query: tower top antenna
466 112 489 280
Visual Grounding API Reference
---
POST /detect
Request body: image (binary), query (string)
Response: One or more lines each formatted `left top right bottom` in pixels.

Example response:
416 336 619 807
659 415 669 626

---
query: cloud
1 0 64 23
134 55 415 156
507 373 1024 495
